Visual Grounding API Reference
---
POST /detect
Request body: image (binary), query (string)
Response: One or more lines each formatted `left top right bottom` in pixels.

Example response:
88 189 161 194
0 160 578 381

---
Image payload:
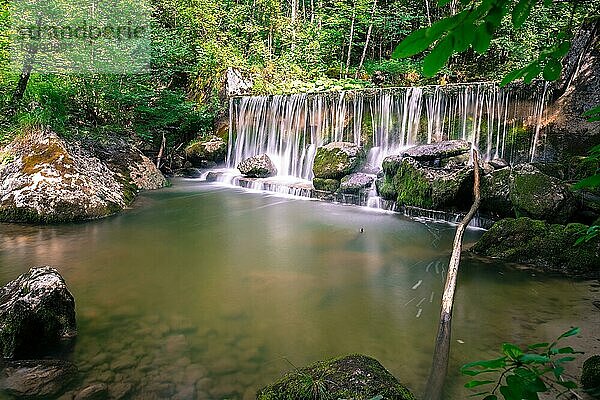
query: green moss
376 176 397 200
312 145 365 180
582 355 600 392
313 178 340 192
257 354 415 400
21 141 73 175
394 161 433 208
472 217 599 276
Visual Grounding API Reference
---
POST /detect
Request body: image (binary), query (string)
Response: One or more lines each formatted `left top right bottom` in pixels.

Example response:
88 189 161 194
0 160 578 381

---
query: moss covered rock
257 354 416 400
0 130 166 223
394 158 473 210
481 167 514 219
340 173 375 194
313 178 340 192
509 164 576 223
582 355 600 394
376 176 397 200
472 217 600 276
184 135 227 166
402 140 470 165
312 142 365 179
0 267 76 359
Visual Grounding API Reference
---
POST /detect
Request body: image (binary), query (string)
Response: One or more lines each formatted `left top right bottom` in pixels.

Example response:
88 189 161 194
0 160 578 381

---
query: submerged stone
257 354 415 400
340 173 375 194
0 267 76 359
0 359 77 398
472 217 600 276
312 142 366 179
581 355 600 393
237 154 277 178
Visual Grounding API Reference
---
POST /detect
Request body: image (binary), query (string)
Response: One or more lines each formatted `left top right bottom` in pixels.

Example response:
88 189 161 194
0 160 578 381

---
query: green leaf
553 41 571 58
519 354 550 363
573 174 600 189
392 28 430 59
556 380 577 389
523 63 541 83
503 343 524 359
453 22 476 52
543 58 562 81
558 327 580 339
500 67 526 86
583 105 600 122
512 0 537 28
473 24 493 54
482 396 498 400
465 380 495 388
527 343 549 350
422 36 453 77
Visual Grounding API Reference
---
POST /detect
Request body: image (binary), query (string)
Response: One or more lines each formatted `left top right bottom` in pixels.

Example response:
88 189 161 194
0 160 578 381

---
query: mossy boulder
0 267 76 359
313 178 340 192
312 142 365 179
376 176 397 200
402 140 470 166
582 355 600 394
0 130 166 223
184 135 227 166
480 167 514 218
237 154 277 178
340 173 375 194
393 158 473 210
382 155 404 176
509 164 576 223
257 354 416 400
472 217 600 276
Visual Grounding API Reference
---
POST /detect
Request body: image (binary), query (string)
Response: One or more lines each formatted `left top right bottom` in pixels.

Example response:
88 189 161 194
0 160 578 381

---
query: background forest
0 0 591 156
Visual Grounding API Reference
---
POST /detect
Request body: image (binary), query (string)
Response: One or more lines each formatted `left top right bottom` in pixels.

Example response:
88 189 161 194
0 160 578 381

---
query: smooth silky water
0 179 598 399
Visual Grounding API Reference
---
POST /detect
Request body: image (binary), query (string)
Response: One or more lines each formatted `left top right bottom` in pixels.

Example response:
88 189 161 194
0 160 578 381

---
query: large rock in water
0 130 167 223
509 164 576 223
0 359 77 398
393 157 473 210
0 267 76 359
471 218 600 276
312 142 365 179
184 136 227 166
257 354 416 400
340 173 375 194
237 154 277 178
402 140 470 166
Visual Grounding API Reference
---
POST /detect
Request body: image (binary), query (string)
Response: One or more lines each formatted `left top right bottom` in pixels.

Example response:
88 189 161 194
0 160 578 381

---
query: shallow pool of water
1 179 598 399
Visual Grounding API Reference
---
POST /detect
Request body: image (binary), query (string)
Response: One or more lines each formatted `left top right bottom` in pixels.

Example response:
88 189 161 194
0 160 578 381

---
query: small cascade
228 82 552 179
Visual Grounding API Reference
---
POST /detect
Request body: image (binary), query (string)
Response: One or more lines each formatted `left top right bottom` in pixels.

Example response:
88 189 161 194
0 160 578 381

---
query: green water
1 179 598 399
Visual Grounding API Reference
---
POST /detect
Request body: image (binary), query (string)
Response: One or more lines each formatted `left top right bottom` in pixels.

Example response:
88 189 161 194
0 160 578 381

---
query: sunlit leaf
503 343 524 359
519 354 550 363
558 327 580 339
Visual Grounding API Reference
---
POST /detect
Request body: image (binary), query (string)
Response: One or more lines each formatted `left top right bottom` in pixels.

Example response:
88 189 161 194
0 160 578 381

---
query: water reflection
0 179 597 399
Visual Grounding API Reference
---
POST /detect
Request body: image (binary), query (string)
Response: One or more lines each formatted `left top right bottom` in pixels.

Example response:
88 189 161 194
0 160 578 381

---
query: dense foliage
0 0 593 155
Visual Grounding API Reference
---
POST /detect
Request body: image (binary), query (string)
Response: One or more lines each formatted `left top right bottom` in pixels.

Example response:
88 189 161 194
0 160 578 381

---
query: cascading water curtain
227 82 551 180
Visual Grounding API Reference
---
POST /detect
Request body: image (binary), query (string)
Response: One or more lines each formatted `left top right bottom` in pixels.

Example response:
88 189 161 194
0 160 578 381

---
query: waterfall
227 82 551 180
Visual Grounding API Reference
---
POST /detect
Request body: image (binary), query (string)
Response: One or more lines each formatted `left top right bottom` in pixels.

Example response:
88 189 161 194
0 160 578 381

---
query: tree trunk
423 149 481 400
345 0 357 76
156 133 167 169
13 17 42 104
355 0 377 78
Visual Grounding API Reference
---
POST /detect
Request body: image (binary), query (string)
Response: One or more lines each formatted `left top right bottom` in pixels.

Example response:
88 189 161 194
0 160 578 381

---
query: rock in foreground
0 359 77 398
184 136 227 166
581 355 600 394
402 140 470 164
0 267 76 359
257 354 415 400
0 130 167 223
237 154 277 178
472 218 600 276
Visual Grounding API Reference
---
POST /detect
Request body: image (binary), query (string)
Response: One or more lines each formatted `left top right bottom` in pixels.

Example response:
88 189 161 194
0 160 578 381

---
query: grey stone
74 383 108 400
0 267 76 358
402 140 470 162
237 154 277 178
1 359 77 398
339 173 375 194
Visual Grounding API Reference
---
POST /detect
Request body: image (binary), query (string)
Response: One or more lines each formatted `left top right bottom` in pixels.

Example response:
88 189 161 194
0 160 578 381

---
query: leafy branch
461 327 583 400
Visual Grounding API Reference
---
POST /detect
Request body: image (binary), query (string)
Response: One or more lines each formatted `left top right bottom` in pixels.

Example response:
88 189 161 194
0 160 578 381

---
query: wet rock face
0 359 77 398
0 130 167 223
237 154 277 178
185 136 227 166
340 173 375 194
472 217 600 277
509 164 576 223
0 267 76 359
313 178 340 192
312 142 366 180
257 354 416 400
402 140 470 165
